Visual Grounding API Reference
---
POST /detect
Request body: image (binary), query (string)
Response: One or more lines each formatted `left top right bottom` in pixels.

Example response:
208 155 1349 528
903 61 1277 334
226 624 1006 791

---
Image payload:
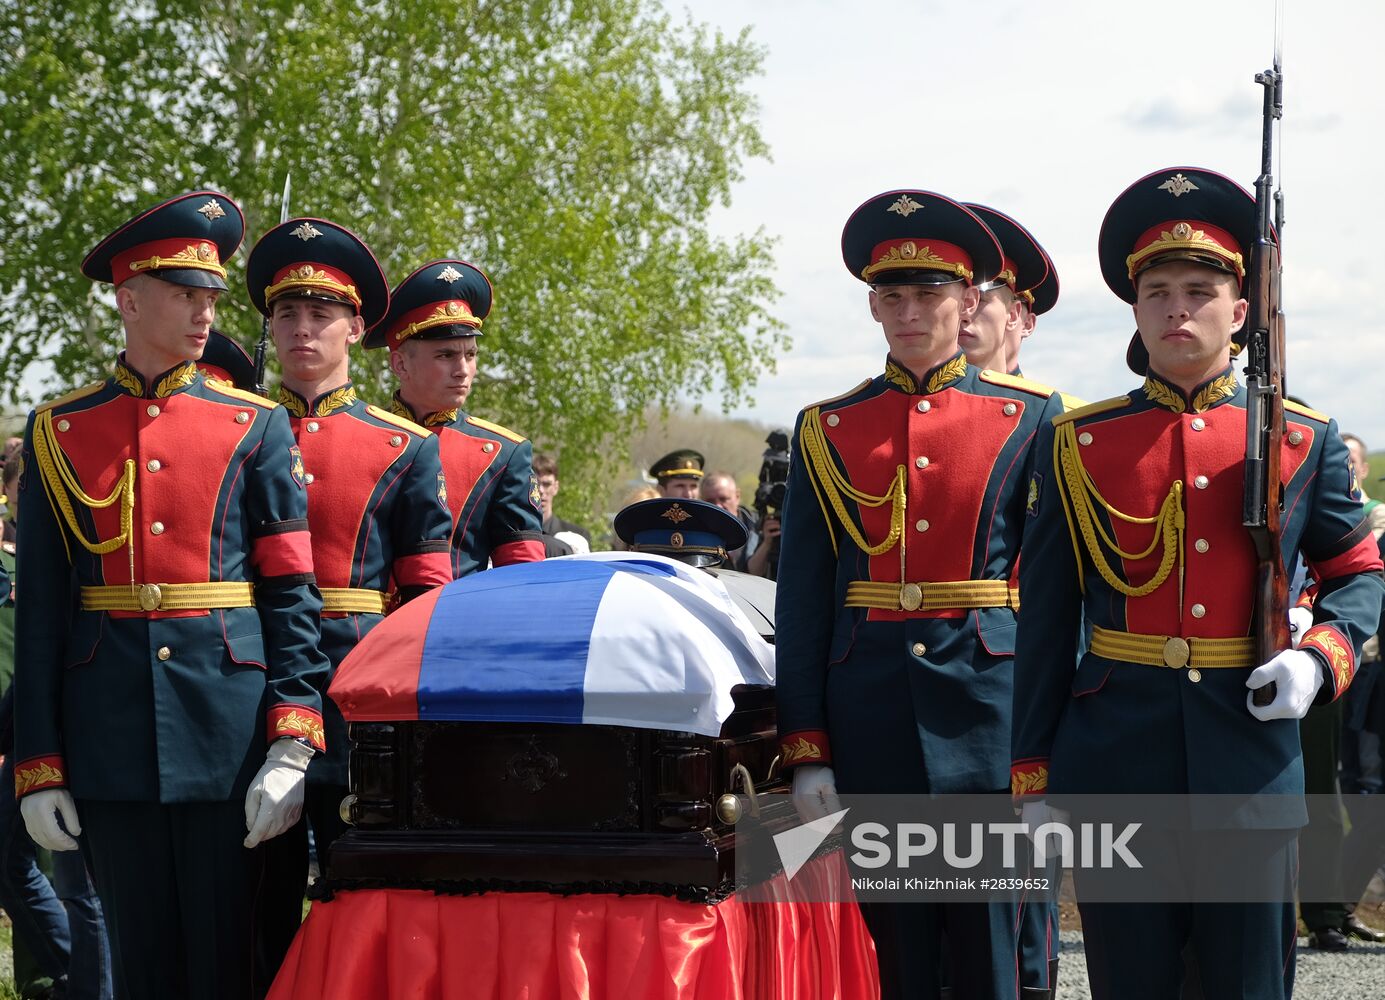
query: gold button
1288 431 1303 445
307 421 320 433
1078 432 1093 446
915 456 929 469
389 435 402 447
146 405 160 418
483 442 495 453
236 411 249 424
1187 668 1202 683
915 519 929 532
1195 538 1209 553
303 473 315 485
826 413 840 427
1191 603 1206 618
1003 403 1017 416
1162 637 1190 668
1194 475 1209 489
146 460 161 473
1191 417 1205 431
900 583 924 612
157 646 171 661
56 419 70 432
916 400 930 413
150 521 164 535
911 642 927 656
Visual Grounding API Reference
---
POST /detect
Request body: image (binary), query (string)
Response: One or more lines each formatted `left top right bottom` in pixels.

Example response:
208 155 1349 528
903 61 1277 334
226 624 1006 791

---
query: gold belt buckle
138 583 162 612
899 583 924 612
1162 636 1190 669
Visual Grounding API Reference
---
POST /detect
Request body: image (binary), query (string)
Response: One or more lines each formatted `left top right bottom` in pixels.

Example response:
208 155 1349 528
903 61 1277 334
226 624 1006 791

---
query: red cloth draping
268 859 878 999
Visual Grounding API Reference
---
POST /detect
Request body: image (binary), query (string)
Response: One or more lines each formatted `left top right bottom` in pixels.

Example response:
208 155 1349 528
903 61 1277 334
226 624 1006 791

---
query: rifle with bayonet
1242 19 1287 707
253 174 292 397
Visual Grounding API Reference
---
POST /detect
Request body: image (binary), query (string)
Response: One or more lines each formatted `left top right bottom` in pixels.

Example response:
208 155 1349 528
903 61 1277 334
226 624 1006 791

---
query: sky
685 0 1385 445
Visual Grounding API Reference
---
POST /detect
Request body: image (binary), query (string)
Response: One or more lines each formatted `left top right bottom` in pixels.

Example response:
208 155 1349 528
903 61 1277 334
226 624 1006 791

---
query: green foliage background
0 0 785 519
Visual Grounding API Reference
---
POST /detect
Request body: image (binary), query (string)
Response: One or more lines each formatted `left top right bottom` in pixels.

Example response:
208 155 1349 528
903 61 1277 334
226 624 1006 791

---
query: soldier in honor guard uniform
245 218 454 967
961 203 1067 996
1011 167 1385 999
651 449 706 499
957 204 1048 378
369 260 544 577
775 190 1066 999
14 191 331 1000
1005 238 1058 379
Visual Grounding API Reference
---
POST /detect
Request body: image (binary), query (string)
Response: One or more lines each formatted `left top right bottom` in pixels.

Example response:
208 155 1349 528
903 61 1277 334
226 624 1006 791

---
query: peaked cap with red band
366 259 493 351
1026 242 1060 316
1099 166 1272 373
82 190 244 291
841 190 1002 287
245 217 390 333
964 203 1050 301
196 329 256 391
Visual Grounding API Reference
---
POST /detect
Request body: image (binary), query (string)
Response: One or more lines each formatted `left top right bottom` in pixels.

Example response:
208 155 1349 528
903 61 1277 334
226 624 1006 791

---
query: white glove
1246 648 1325 721
1021 798 1071 862
1288 606 1313 649
20 788 81 852
791 764 842 823
243 739 314 848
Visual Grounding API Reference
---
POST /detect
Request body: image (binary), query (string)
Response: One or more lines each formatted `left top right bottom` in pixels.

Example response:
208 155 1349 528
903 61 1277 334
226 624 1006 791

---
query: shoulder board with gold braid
1284 399 1331 425
365 404 429 438
1059 393 1088 413
1053 395 1131 426
978 369 1054 398
465 415 526 443
203 381 278 409
35 382 105 414
802 379 872 414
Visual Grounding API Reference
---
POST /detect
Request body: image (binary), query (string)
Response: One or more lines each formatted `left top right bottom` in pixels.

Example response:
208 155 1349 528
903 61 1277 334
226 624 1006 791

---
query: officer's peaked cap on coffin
614 498 747 568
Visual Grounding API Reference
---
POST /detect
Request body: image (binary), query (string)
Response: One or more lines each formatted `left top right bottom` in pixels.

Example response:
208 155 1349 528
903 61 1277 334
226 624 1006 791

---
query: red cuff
1011 758 1049 799
15 755 67 798
1300 624 1355 702
492 539 545 566
779 730 831 769
253 530 314 577
394 551 452 589
267 704 326 752
1295 586 1316 610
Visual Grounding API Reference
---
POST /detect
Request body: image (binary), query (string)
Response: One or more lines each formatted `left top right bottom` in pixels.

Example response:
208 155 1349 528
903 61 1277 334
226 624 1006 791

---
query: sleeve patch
528 470 541 511
289 445 307 489
437 470 448 508
1027 473 1043 517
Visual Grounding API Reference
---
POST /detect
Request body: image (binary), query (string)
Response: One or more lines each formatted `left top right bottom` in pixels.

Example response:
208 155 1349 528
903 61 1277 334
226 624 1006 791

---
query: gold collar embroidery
389 393 456 427
882 352 969 396
278 383 358 418
112 358 199 399
1142 368 1239 414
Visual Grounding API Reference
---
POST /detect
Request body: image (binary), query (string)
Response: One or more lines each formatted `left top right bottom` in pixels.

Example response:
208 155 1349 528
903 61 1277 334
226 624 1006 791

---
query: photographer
751 430 790 580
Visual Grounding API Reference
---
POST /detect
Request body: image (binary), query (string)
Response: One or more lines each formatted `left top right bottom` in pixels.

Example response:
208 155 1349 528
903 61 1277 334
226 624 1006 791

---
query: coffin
325 558 789 901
